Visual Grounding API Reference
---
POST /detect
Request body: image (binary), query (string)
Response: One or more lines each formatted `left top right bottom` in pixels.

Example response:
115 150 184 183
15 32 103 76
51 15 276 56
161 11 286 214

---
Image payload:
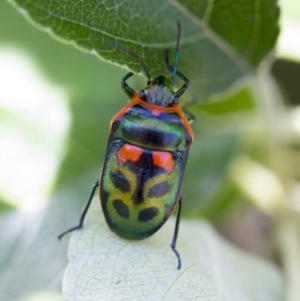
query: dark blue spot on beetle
113 199 130 219
130 152 157 205
138 207 159 222
110 171 130 192
111 120 120 132
148 181 170 198
122 126 180 149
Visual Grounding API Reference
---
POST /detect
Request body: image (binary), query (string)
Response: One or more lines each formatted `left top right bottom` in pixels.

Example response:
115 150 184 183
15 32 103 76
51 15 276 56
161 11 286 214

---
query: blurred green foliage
1 0 299 300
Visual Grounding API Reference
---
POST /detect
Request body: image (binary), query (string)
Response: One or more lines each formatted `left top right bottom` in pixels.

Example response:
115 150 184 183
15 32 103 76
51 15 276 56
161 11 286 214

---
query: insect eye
139 90 146 99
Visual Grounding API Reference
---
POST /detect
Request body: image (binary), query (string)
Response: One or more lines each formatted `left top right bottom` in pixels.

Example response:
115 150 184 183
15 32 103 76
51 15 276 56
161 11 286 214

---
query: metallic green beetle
59 24 194 269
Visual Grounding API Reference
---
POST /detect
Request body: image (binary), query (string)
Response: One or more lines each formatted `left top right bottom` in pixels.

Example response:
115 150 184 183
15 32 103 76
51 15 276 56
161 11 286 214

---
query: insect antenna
171 22 181 86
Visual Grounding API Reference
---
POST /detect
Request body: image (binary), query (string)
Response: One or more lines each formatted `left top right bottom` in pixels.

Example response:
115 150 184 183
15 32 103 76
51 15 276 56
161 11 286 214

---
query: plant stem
275 215 300 301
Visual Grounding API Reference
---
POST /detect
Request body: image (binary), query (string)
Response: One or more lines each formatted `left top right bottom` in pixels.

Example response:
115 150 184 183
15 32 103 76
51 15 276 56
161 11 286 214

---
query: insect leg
121 72 136 98
58 178 99 239
170 195 183 269
183 108 195 124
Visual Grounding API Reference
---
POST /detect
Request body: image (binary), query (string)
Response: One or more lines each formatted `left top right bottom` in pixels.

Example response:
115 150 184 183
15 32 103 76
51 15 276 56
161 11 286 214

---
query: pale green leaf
63 198 283 301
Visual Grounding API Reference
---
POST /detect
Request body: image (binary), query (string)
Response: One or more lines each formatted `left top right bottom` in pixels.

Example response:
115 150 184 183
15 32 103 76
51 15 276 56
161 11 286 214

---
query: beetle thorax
142 76 176 107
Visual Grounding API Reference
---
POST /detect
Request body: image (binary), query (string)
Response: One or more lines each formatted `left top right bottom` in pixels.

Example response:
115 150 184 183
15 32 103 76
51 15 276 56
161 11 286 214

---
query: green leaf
195 85 255 115
8 0 279 98
178 0 280 65
63 197 283 300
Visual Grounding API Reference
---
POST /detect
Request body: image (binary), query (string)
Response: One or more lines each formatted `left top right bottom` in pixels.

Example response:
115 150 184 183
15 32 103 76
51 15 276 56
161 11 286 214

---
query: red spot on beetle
118 143 143 165
152 151 175 173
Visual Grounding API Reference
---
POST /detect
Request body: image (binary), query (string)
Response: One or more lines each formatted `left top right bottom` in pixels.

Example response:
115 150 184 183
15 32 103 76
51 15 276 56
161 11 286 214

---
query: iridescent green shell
100 100 192 240
100 140 185 240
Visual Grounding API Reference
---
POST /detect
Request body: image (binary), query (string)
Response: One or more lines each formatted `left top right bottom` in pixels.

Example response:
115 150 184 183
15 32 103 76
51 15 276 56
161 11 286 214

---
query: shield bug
59 23 194 269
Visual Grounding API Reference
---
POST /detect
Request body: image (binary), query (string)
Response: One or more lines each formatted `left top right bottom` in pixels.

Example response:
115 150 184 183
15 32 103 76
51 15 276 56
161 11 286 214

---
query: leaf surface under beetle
63 198 283 301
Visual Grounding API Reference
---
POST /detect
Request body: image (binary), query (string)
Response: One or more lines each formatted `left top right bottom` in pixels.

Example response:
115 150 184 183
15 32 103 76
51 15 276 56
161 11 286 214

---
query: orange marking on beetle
109 95 194 146
118 143 143 165
139 99 194 143
109 93 139 135
152 151 175 174
174 104 194 145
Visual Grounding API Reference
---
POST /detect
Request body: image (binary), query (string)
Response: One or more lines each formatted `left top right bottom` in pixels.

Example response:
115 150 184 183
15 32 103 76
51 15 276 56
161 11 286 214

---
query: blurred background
0 0 300 300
